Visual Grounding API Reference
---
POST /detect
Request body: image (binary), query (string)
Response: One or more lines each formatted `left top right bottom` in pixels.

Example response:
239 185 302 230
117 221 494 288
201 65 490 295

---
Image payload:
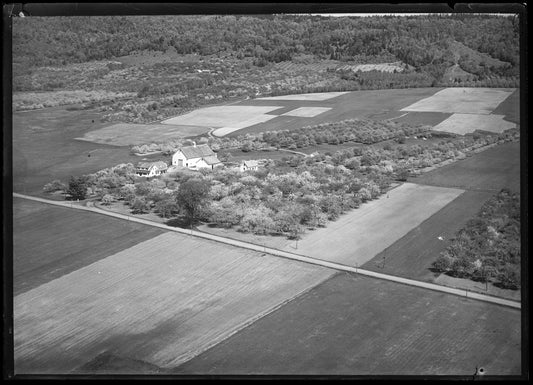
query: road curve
13 192 521 310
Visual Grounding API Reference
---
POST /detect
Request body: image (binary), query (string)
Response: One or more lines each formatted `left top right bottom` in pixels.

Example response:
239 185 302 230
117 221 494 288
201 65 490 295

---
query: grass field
12 106 142 195
175 273 521 375
14 232 333 374
76 123 210 146
401 88 514 114
161 105 283 127
432 113 516 135
411 141 520 193
281 106 332 117
279 183 464 266
256 92 349 101
13 198 165 296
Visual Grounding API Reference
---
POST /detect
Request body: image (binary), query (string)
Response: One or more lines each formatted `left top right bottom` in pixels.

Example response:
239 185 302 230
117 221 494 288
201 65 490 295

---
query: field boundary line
13 193 521 310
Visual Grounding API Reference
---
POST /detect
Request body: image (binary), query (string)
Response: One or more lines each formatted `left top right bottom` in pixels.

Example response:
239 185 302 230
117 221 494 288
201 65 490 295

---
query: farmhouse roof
242 160 259 167
136 161 168 170
179 144 216 159
202 155 221 165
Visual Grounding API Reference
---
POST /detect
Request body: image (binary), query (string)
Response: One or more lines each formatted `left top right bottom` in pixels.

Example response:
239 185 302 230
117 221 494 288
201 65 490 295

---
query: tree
175 178 211 225
155 198 179 218
100 194 115 205
498 265 520 290
432 253 453 272
66 176 88 200
130 197 150 214
43 179 66 193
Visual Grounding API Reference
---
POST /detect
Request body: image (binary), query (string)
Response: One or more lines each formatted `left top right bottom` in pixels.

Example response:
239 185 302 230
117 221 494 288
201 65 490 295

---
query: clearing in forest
431 113 516 135
282 183 464 266
400 87 514 114
14 232 332 374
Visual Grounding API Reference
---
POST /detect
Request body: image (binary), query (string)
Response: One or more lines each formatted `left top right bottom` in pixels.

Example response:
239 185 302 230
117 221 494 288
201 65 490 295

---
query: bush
432 253 453 272
43 179 66 193
498 265 520 290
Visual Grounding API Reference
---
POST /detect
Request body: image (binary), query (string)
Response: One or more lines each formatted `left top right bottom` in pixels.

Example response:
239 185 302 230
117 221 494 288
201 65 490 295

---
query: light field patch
432 113 516 135
161 105 283 127
14 232 332 373
256 92 349 101
281 107 331 118
76 123 208 146
284 183 464 266
212 114 279 137
401 88 514 114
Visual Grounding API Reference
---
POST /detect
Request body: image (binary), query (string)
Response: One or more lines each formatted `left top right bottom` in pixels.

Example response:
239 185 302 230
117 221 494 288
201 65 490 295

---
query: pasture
176 273 521 375
432 113 516 135
412 141 520 193
13 198 165 296
281 106 331 117
256 91 349 101
279 183 464 266
160 105 283 127
76 122 209 146
401 87 514 114
12 106 141 195
14 232 333 374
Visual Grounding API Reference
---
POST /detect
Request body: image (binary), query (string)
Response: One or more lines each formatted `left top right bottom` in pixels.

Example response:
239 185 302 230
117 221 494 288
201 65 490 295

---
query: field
362 190 494 280
412 141 520 193
401 87 514 114
492 88 520 124
175 273 521 375
432 113 516 135
256 91 349 101
12 198 165 296
14 232 333 374
221 88 443 137
161 105 284 126
76 123 209 146
12 106 142 195
279 183 464 266
362 141 521 299
281 106 332 117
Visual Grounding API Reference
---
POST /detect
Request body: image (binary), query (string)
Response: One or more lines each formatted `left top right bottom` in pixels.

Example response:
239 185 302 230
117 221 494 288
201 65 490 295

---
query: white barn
172 144 221 170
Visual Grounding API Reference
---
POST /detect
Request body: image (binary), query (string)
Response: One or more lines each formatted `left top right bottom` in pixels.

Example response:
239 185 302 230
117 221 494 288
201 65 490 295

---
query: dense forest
13 14 519 80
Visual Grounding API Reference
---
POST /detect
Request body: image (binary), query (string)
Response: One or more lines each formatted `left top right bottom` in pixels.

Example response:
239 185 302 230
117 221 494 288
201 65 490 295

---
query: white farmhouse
135 161 168 177
239 160 259 172
172 144 221 170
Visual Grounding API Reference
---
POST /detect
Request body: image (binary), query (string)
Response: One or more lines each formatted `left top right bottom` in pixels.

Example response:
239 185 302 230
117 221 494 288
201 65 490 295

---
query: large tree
66 176 88 200
175 178 211 226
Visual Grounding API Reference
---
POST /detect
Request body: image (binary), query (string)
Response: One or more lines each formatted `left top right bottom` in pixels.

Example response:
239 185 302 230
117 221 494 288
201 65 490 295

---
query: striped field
14 232 333 374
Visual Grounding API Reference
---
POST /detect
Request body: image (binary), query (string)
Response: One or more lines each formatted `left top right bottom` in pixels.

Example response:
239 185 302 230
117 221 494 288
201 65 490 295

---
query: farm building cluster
135 143 258 177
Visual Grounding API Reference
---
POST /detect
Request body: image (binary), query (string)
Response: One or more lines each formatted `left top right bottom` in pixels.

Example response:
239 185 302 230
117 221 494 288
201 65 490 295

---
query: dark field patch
492 88 520 124
363 190 494 281
13 198 165 296
174 273 521 375
410 141 520 192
